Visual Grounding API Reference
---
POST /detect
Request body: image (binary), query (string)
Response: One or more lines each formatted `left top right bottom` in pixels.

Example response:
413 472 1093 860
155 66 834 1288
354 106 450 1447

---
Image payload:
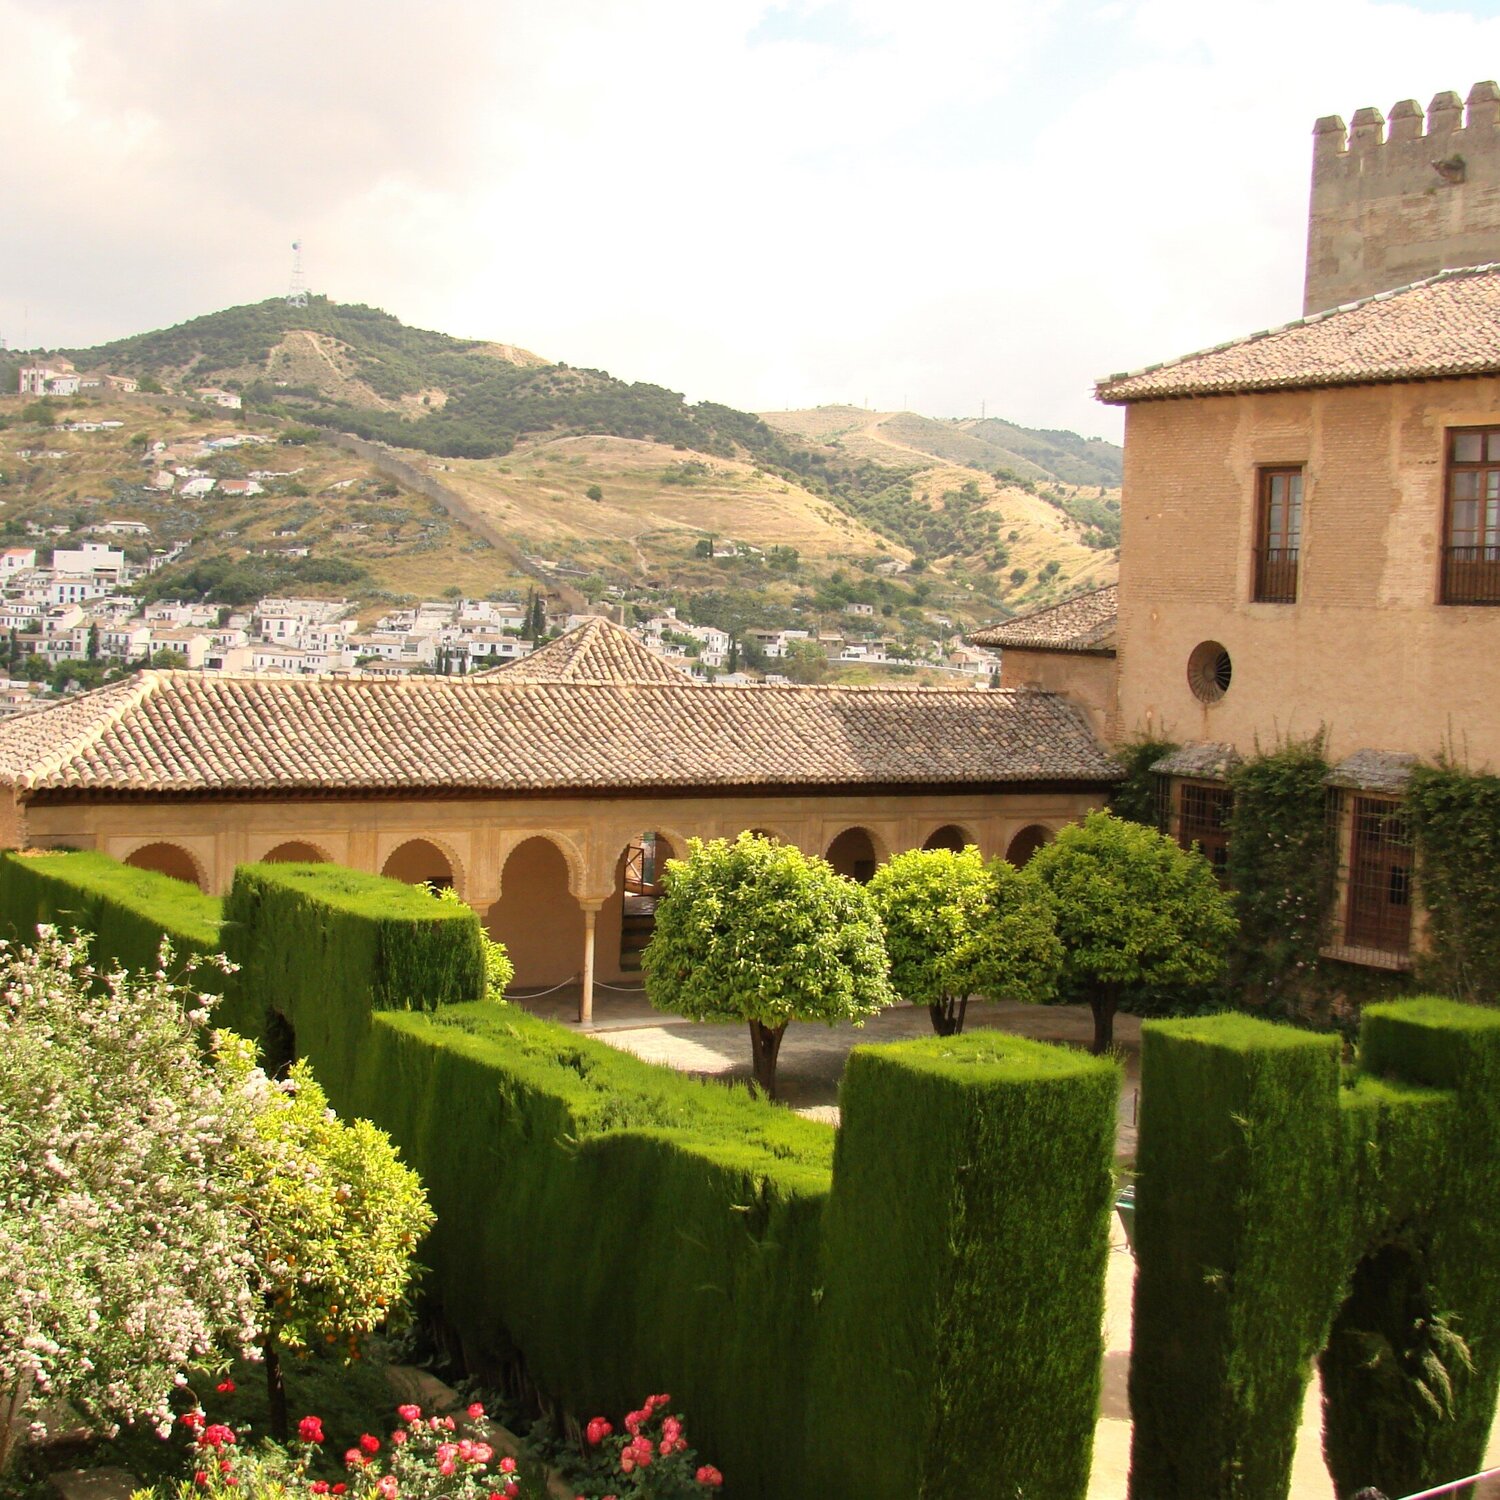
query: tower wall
1304 81 1500 314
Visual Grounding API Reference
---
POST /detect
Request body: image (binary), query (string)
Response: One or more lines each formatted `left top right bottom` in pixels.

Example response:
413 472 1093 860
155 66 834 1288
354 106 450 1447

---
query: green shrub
868 847 1060 1034
643 833 894 1095
808 1035 1119 1499
1406 763 1500 1003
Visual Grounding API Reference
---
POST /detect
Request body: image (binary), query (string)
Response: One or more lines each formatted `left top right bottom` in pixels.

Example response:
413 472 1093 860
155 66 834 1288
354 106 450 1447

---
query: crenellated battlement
1304 81 1500 314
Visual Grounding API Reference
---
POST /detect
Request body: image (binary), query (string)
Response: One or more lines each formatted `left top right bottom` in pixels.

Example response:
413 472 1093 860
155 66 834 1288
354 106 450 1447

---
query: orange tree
642 832 895 1096
1027 810 1236 1052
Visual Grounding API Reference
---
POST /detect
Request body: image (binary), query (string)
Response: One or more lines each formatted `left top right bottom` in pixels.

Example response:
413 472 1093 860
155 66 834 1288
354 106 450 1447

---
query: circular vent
1187 641 1232 704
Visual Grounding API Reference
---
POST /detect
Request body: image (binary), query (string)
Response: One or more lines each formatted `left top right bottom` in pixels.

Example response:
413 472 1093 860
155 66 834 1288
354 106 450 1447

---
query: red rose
359 1434 380 1455
216 1381 236 1395
497 1457 516 1475
298 1417 325 1445
695 1464 723 1487
310 1484 329 1495
193 1473 209 1488
331 1487 346 1496
467 1402 485 1420
586 1418 613 1446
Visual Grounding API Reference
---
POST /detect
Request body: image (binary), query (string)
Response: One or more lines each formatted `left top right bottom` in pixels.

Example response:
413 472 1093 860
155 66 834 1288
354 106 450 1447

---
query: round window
1187 641 1232 704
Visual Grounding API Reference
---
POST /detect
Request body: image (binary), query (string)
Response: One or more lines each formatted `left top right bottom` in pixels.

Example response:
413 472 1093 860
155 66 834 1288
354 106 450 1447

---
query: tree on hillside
868 847 1062 1035
783 638 829 684
1027 810 1236 1052
642 832 895 1097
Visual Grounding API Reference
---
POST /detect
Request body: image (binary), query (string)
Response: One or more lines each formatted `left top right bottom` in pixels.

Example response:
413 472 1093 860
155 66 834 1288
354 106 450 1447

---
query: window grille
1177 781 1233 882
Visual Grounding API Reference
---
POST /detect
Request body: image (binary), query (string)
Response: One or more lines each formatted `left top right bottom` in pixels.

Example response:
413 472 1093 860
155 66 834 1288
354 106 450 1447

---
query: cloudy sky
6 0 1500 440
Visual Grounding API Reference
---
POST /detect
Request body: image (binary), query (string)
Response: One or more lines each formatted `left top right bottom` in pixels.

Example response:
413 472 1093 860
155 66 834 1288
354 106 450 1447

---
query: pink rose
396 1405 421 1423
467 1403 485 1420
695 1465 723 1487
391 1431 407 1448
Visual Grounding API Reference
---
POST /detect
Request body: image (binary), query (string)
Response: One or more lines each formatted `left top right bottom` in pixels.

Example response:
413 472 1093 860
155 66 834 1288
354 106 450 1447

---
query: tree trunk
1091 984 1120 1055
927 994 970 1036
748 1020 787 1098
265 1333 288 1443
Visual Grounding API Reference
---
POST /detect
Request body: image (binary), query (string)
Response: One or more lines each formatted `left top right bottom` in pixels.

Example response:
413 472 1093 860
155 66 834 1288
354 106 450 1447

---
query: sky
6 0 1500 442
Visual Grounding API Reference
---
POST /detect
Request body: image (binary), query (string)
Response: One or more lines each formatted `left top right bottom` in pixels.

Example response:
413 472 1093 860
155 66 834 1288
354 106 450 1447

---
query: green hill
60 297 801 466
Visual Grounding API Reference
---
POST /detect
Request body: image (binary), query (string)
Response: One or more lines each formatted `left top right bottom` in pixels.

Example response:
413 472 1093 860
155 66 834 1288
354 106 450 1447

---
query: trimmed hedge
1130 1003 1500 1500
0 849 226 991
1 854 1125 1500
220 862 487 1072
808 1035 1119 1499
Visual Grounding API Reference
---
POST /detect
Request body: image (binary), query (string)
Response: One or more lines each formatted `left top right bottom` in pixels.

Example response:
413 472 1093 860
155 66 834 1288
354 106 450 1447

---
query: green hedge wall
220 862 486 1076
0 849 227 992
1130 1004 1500 1500
808 1035 1119 1500
345 1003 834 1500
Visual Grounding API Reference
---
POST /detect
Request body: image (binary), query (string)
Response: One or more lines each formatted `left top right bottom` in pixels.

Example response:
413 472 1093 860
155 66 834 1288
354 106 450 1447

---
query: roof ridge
1096 262 1500 398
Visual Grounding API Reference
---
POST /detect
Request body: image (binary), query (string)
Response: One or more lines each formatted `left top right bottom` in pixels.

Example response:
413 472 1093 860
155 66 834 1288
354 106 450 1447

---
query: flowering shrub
566 1395 723 1499
0 929 259 1472
154 1402 549 1500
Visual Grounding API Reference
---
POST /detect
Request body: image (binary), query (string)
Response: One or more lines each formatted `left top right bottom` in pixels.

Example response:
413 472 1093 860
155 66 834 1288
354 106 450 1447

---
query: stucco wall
1114 376 1500 768
1000 648 1117 742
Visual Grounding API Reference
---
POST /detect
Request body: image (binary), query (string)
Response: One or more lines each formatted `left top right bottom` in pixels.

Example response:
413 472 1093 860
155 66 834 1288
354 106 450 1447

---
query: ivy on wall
1224 736 1336 1016
1407 763 1500 1004
1109 737 1177 829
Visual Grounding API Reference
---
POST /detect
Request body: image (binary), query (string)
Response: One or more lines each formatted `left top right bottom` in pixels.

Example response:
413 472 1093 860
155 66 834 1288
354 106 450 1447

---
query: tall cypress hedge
220 862 487 1072
0 849 226 992
807 1035 1119 1500
1130 1004 1500 1500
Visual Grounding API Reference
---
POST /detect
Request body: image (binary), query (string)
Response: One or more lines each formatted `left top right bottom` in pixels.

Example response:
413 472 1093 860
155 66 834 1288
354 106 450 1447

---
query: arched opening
826 827 879 884
1005 824 1054 866
611 833 678 977
922 824 973 853
488 837 581 989
381 838 454 892
262 1009 297 1080
124 842 205 891
262 840 331 864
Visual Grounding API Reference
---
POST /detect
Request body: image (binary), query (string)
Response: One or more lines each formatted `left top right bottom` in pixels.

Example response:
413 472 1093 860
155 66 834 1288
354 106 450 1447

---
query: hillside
3 301 1122 645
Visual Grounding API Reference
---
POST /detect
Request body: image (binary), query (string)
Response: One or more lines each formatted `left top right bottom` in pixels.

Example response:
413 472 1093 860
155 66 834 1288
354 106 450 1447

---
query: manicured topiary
809 1034 1119 1499
1028 809 1236 1051
1130 1001 1500 1500
0 849 225 993
868 847 1060 1034
642 832 895 1095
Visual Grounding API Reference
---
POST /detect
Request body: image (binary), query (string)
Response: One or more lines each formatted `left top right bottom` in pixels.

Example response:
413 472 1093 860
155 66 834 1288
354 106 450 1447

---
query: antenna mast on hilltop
286 241 308 309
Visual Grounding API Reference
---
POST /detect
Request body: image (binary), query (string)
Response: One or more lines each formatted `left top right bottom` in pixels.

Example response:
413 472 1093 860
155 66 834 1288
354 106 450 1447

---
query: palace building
0 617 1118 1019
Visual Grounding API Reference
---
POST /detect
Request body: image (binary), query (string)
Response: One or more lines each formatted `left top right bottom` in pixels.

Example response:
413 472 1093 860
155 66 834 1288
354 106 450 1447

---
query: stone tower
1304 81 1500 315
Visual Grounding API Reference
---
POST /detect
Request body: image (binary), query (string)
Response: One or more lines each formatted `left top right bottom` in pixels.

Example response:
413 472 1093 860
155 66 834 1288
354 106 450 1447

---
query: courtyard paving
516 983 1500 1498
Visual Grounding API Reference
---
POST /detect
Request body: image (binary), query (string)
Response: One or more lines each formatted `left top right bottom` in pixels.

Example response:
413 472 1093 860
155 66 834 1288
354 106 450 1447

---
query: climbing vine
1110 736 1177 829
1224 736 1337 1015
1406 763 1500 1004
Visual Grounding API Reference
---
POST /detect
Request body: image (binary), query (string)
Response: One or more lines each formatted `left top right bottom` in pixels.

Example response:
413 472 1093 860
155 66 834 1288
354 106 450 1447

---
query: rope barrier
592 979 650 994
508 974 582 999
1393 1467 1500 1500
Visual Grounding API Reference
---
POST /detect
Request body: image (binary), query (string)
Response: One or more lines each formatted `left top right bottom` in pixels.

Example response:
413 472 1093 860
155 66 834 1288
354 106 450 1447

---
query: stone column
579 902 601 1027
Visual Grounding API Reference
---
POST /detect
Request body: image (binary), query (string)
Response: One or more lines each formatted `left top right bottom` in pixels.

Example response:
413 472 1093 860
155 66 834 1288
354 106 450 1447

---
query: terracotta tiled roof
969 585 1118 653
0 668 1119 797
487 616 691 684
1097 264 1500 403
